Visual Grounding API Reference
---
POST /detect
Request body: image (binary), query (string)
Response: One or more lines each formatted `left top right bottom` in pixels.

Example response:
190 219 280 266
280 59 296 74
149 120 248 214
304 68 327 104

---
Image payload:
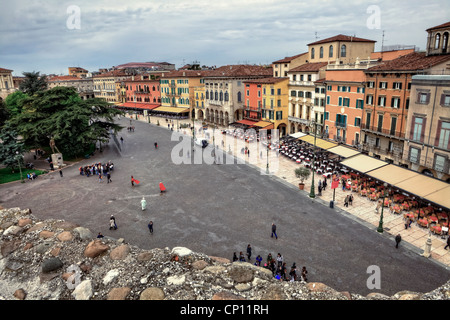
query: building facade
426 22 450 56
0 67 15 102
272 53 308 78
403 75 450 182
93 70 128 103
47 75 95 100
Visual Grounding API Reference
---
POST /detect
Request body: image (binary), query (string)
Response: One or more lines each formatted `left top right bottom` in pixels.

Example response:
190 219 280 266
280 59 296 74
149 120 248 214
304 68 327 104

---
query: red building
120 74 162 113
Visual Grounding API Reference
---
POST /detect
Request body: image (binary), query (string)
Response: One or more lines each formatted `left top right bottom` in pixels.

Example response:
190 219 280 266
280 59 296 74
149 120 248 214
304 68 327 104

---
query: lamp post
377 183 388 233
266 133 270 174
15 151 24 183
309 120 317 198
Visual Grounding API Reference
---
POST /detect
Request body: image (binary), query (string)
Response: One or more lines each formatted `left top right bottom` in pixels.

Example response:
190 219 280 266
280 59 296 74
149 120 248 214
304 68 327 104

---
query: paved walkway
136 113 450 268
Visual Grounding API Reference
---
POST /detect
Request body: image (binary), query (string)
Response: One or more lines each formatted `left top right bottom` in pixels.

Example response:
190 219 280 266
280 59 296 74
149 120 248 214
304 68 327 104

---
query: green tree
0 122 25 172
4 90 27 118
19 71 48 95
0 99 9 127
10 86 124 158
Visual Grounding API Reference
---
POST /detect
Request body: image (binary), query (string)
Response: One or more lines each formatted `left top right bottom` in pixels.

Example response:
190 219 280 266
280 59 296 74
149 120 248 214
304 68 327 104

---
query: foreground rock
0 207 449 300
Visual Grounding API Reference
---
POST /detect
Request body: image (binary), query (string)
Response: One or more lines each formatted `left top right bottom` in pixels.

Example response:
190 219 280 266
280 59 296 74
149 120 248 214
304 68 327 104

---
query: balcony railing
362 125 406 139
336 122 347 129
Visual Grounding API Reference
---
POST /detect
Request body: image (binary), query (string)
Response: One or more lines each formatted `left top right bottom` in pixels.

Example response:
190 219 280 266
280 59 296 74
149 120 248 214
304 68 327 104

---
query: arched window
237 91 242 102
435 33 441 49
206 91 209 99
443 32 449 52
329 45 333 58
220 91 223 101
311 48 315 59
320 46 324 58
215 91 218 100
225 91 229 101
341 44 347 57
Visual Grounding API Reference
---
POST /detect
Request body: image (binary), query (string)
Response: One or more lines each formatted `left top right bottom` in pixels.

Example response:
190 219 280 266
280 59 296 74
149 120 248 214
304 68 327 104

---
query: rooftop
307 34 376 46
426 21 450 32
204 64 273 78
289 62 329 73
272 52 307 64
243 77 289 84
366 51 450 72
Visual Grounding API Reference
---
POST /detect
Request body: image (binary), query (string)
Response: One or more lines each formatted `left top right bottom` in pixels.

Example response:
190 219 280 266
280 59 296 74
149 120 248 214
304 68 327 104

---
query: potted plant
295 167 310 190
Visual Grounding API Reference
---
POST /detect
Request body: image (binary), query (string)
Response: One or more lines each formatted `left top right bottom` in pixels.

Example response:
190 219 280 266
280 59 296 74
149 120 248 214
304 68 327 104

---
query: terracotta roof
93 70 128 78
161 69 211 78
366 51 450 72
426 21 450 32
289 62 328 73
204 65 273 78
243 77 289 84
273 52 307 64
0 67 13 72
307 34 376 46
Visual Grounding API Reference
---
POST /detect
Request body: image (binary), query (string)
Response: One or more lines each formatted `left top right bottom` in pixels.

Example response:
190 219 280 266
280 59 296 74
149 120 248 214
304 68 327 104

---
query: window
434 154 447 173
366 95 373 105
308 75 312 81
409 147 420 163
276 111 283 120
320 46 324 58
436 121 450 149
390 117 397 135
391 97 400 108
379 82 388 89
237 92 242 102
441 94 450 107
329 45 333 58
341 45 347 57
354 117 361 127
271 88 275 95
356 99 364 109
377 114 383 132
277 99 281 107
343 98 350 107
393 82 402 90
435 33 441 49
418 92 429 104
311 48 315 59
411 117 425 142
277 88 281 95
291 90 297 97
378 96 386 107
327 85 332 91
367 81 375 88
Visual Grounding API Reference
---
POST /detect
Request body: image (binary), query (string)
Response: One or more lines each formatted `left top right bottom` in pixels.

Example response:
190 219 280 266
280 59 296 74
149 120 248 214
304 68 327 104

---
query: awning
253 121 273 128
153 106 190 113
290 132 307 139
298 135 338 150
235 119 258 126
366 165 420 186
339 154 388 173
423 185 450 210
327 145 360 158
118 103 160 110
395 175 450 200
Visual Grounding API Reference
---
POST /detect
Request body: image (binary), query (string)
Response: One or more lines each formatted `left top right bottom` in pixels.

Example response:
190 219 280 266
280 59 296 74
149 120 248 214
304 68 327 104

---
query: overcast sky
1 0 449 76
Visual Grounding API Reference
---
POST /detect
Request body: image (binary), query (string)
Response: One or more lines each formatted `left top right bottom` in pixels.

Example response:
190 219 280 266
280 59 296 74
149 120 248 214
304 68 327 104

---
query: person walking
255 255 262 266
59 169 63 177
344 195 349 207
349 194 353 206
120 137 124 144
271 223 278 239
239 251 246 262
148 221 153 234
246 244 252 261
107 172 112 183
444 236 450 250
395 234 402 248
109 215 117 230
301 266 308 282
375 199 382 213
276 253 283 268
154 142 158 149
232 252 238 262
141 197 147 211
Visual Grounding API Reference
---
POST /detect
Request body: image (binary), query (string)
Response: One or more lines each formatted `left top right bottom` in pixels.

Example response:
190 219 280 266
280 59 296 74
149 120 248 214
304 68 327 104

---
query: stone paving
139 113 450 268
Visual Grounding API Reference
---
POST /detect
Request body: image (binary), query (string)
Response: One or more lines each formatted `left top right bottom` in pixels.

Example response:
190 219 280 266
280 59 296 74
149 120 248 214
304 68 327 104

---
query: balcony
288 116 310 125
362 125 405 139
335 122 347 129
134 90 150 94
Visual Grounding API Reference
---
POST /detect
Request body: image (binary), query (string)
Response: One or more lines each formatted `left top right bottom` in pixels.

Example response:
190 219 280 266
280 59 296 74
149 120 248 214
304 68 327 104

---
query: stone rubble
0 207 449 300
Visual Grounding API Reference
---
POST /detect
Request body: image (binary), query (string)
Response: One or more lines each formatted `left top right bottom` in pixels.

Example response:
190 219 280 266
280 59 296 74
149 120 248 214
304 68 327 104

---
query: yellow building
0 67 16 102
158 70 208 119
193 85 205 120
93 70 128 103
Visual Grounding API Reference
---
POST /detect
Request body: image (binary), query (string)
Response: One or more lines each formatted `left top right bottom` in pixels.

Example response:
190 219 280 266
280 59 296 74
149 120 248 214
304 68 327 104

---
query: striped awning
153 106 190 113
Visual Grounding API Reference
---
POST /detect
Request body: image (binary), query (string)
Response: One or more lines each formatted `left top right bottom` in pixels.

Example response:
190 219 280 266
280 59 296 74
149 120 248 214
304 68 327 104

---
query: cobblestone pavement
0 113 449 296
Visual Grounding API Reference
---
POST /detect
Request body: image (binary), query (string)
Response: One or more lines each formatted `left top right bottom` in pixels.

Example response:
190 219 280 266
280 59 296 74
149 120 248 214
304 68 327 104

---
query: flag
331 178 339 190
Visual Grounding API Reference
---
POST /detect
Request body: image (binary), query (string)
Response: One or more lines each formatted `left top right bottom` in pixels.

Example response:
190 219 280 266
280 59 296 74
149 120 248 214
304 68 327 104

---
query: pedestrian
246 244 252 261
444 236 450 250
405 217 412 229
276 253 283 268
154 142 158 149
98 174 103 183
59 169 63 177
131 176 140 187
349 194 353 206
107 172 112 183
239 251 246 262
97 232 104 238
271 223 278 239
318 184 322 196
255 255 262 266
120 137 123 144
301 266 308 282
232 252 238 262
148 221 153 234
159 182 166 193
375 199 382 213
395 234 401 248
141 196 147 211
109 215 117 230
344 195 349 207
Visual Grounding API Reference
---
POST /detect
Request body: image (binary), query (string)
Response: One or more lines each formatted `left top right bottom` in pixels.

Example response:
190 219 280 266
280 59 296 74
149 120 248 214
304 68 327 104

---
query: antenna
381 30 385 61
315 32 319 40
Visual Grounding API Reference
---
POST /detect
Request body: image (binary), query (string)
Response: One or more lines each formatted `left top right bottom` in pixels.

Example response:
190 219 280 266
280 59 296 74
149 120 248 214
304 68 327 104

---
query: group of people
232 249 308 282
79 161 115 183
26 172 38 180
317 178 328 196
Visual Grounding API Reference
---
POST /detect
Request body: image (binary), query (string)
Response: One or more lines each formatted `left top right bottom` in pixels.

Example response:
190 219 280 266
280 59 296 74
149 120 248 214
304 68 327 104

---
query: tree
10 86 124 158
4 90 27 118
19 71 48 95
0 122 25 172
0 99 9 127
295 167 311 185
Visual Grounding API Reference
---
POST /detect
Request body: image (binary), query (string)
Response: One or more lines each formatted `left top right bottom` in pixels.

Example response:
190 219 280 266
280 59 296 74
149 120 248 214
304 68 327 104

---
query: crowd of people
232 246 308 283
79 161 115 183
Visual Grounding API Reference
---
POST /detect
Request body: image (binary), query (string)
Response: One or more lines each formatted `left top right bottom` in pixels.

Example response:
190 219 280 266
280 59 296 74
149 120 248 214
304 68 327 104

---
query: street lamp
266 132 270 174
309 120 317 199
15 151 24 183
377 182 388 233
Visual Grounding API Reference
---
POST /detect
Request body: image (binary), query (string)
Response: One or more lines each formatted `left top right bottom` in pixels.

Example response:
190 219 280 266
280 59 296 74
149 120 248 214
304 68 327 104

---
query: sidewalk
128 113 450 268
